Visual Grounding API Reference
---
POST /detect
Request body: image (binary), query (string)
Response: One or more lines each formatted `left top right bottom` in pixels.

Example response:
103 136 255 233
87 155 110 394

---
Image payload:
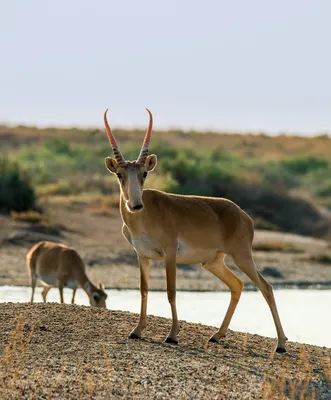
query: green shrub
116 144 238 197
262 164 297 189
262 155 330 191
44 138 73 155
279 155 328 175
315 181 331 197
18 139 109 185
159 150 235 196
310 254 331 264
120 141 178 161
0 158 35 212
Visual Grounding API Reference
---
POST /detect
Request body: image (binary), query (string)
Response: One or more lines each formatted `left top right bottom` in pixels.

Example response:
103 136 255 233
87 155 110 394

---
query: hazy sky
1 0 331 135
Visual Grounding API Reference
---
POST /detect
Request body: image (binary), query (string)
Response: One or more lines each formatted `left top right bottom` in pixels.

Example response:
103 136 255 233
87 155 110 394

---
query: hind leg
164 249 180 344
30 273 37 303
41 286 51 303
203 252 244 342
232 250 287 353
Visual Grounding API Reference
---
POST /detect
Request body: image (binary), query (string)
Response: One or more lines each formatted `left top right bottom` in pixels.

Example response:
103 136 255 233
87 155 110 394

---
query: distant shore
1 281 331 291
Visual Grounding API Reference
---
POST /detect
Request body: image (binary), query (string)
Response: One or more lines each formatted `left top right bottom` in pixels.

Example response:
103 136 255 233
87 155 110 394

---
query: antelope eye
117 173 122 179
143 172 148 178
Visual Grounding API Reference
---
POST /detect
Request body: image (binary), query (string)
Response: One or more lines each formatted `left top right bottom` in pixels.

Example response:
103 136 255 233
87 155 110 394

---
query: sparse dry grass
0 313 114 399
11 208 68 233
10 210 43 223
87 194 120 217
98 194 120 209
260 345 327 400
309 254 331 265
253 241 304 254
0 303 330 399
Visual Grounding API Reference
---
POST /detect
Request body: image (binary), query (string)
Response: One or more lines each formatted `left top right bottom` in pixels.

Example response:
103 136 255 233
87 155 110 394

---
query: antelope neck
120 194 146 235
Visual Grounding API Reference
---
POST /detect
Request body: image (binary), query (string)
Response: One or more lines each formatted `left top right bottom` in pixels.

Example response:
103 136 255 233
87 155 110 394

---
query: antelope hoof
129 332 141 340
165 336 178 344
276 346 287 354
209 333 222 343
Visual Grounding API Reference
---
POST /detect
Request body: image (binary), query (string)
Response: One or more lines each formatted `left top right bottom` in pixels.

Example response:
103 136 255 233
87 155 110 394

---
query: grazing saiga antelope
27 241 107 307
103 109 288 353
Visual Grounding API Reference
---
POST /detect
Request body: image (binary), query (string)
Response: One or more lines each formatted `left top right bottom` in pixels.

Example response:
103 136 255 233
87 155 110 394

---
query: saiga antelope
27 241 107 307
103 109 287 352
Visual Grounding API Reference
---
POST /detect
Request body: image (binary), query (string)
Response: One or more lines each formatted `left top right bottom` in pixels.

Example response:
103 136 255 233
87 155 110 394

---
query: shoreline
1 281 331 291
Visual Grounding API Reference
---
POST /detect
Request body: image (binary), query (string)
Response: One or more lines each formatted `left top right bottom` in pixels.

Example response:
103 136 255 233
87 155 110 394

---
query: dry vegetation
10 211 43 224
2 124 331 238
2 124 331 239
0 303 330 399
252 241 304 253
1 124 331 158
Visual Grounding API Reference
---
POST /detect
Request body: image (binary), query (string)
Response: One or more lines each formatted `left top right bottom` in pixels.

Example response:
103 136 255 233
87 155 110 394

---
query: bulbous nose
132 204 143 211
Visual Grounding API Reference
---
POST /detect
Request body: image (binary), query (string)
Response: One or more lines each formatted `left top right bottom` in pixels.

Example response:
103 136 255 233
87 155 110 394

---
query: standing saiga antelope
103 108 288 353
27 241 107 308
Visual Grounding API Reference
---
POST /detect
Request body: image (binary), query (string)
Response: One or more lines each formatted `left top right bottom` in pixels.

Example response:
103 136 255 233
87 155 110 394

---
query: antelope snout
127 201 144 212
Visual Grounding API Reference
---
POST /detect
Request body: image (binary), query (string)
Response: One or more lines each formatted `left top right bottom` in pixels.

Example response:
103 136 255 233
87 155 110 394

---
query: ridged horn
104 109 126 166
137 108 153 165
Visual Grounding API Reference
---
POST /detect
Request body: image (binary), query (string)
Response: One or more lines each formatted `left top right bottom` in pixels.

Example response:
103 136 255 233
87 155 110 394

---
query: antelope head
104 109 157 213
85 282 108 308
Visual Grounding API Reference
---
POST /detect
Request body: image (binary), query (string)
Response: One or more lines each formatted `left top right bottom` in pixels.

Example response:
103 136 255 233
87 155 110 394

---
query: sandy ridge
0 303 330 399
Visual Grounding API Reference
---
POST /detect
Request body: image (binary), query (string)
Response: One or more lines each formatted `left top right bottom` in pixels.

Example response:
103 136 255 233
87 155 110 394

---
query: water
1 286 330 348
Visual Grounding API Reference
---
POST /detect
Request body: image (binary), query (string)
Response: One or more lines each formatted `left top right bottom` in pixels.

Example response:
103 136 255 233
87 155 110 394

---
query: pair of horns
104 108 153 166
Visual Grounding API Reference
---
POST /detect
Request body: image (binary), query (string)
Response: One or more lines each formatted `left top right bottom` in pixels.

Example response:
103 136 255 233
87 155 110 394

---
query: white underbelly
64 280 78 289
176 241 218 264
175 250 218 264
38 275 78 289
132 234 163 260
39 274 57 286
131 235 218 264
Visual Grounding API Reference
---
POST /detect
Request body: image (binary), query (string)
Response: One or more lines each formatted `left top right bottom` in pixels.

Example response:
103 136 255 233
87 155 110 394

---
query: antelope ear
105 157 118 174
145 154 157 172
84 282 93 293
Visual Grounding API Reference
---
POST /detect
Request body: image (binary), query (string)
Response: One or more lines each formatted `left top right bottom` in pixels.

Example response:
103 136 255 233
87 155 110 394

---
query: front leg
164 248 180 344
58 282 64 303
71 288 77 304
129 254 150 339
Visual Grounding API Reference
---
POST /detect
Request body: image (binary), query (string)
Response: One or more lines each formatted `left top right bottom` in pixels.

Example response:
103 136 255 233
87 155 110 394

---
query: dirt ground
0 303 330 399
0 201 331 291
